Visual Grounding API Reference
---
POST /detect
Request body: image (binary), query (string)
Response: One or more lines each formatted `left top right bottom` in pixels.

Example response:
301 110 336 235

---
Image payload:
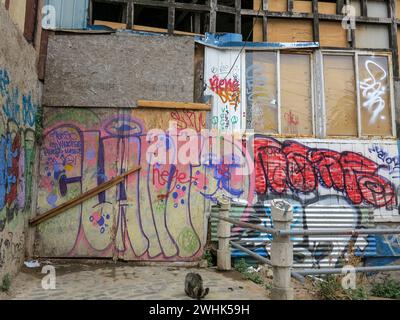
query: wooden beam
168 0 175 35
389 0 399 78
235 0 241 34
24 0 39 44
127 1 134 29
209 0 217 33
337 0 344 15
312 0 319 43
137 100 211 110
288 0 294 12
360 0 368 17
30 166 142 227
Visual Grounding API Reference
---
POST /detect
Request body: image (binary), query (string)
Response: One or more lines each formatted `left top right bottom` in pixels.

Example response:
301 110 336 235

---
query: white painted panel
204 47 246 133
355 24 389 49
368 0 388 18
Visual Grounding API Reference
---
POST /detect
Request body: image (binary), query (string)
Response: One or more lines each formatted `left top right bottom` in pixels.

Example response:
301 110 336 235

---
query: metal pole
230 241 272 266
270 199 294 300
279 228 400 236
210 213 278 236
296 265 400 276
230 241 306 283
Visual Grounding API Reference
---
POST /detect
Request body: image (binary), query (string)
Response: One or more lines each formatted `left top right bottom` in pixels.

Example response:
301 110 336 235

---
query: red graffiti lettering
254 137 397 209
209 75 240 109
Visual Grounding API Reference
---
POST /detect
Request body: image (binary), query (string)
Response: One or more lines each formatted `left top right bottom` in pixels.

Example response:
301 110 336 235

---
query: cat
184 273 209 300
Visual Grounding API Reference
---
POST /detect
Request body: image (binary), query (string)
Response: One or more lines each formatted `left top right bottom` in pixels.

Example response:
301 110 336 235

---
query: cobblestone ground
2 262 270 300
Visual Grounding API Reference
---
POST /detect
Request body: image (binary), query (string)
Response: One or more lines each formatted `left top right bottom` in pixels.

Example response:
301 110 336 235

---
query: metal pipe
230 241 306 283
296 265 400 276
279 228 400 236
230 241 272 266
210 213 278 235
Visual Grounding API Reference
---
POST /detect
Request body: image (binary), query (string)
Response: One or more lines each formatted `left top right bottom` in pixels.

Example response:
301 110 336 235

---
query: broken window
92 1 125 24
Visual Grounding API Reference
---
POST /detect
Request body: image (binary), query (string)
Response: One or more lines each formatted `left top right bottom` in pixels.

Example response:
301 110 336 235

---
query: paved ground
1 261 270 300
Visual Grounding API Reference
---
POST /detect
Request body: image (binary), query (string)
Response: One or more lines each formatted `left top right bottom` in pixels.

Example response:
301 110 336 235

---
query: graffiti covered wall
0 5 40 278
36 108 212 261
204 45 400 266
209 136 400 267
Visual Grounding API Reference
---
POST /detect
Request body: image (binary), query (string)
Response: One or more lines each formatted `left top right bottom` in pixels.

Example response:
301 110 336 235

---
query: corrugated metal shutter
211 203 377 268
45 0 88 29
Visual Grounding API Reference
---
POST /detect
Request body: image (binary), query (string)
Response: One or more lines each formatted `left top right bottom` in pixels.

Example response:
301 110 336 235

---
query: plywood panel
319 2 337 15
43 34 195 107
253 18 263 42
323 55 358 136
293 1 312 13
280 54 313 135
268 19 313 42
397 0 400 18
319 21 348 47
268 0 287 12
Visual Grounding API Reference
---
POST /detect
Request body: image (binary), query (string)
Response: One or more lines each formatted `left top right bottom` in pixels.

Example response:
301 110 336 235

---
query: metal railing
212 198 400 300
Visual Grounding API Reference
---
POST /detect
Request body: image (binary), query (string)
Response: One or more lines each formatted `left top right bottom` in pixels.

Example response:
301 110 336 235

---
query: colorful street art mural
36 108 228 261
0 68 37 272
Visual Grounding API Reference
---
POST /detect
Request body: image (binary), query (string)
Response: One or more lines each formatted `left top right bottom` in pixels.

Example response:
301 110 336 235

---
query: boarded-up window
319 21 348 48
323 55 358 136
246 51 278 133
280 54 313 135
358 55 392 136
268 19 313 42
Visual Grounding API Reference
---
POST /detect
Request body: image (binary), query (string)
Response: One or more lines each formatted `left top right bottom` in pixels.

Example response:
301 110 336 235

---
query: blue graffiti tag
22 94 37 127
0 133 18 210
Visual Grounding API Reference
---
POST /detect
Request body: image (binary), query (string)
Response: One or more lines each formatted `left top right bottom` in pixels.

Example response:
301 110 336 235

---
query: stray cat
185 273 209 300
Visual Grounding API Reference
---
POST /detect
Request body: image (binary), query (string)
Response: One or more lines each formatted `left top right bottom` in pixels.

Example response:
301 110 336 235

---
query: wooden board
293 0 312 13
323 55 358 137
93 20 202 36
137 100 211 111
319 21 348 47
318 2 337 15
268 0 287 12
94 20 126 29
268 19 313 42
397 0 400 19
280 53 313 135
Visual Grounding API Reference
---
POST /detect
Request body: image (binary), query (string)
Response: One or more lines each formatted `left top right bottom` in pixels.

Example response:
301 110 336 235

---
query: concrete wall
0 5 40 279
43 33 195 108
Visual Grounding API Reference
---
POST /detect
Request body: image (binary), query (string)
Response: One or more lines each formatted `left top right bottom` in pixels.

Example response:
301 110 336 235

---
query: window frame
244 49 316 137
321 50 396 139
